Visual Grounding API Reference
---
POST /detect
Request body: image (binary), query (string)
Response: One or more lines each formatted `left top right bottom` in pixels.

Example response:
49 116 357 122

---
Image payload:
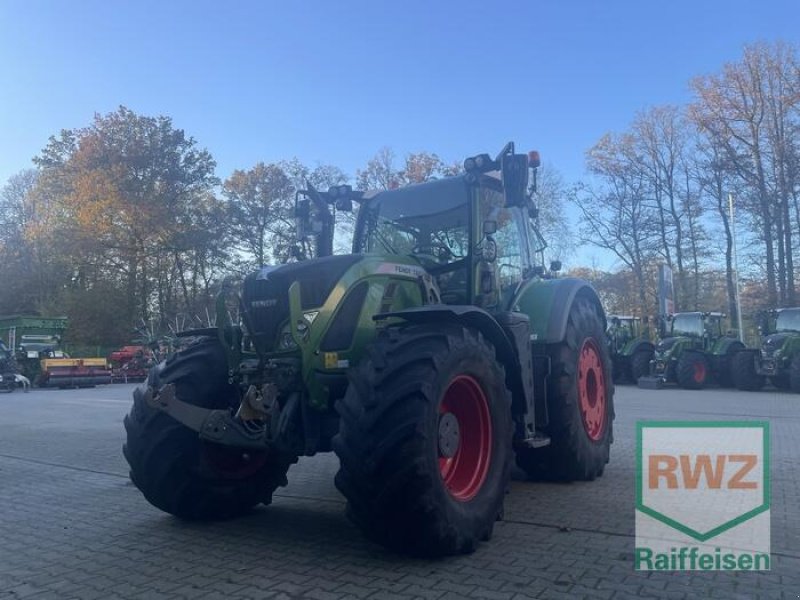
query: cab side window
480 187 529 294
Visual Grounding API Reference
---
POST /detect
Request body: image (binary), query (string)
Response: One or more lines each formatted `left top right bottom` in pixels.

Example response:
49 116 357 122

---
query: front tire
732 350 765 391
630 349 653 382
791 356 800 393
123 338 295 520
333 323 512 557
676 351 708 390
716 342 744 387
515 297 615 481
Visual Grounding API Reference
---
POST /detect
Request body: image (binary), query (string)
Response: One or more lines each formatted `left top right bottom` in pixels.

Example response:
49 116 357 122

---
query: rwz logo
635 421 770 571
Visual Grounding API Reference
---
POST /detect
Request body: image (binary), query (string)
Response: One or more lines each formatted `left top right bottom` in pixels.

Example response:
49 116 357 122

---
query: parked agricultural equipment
0 315 111 388
607 315 653 384
638 312 743 390
0 340 20 392
124 143 615 556
109 345 154 383
732 307 800 392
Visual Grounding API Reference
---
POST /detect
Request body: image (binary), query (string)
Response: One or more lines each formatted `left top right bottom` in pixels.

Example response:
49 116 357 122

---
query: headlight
279 324 298 350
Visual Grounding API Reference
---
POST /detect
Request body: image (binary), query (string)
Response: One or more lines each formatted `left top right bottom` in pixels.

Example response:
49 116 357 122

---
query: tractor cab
667 312 725 351
607 316 639 353
352 144 557 311
775 308 800 333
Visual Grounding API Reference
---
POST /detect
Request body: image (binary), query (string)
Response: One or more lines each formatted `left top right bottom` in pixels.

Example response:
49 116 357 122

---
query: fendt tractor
637 312 743 390
606 315 654 384
124 143 615 556
732 307 800 392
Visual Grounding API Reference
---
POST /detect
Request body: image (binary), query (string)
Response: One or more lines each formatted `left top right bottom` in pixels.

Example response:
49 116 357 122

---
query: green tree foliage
223 162 295 267
577 40 800 320
28 106 222 340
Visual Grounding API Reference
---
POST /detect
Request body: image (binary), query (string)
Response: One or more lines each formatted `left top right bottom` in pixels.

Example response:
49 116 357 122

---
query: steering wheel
411 244 453 264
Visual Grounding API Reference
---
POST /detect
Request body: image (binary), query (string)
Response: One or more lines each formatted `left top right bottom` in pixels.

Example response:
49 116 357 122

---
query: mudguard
513 277 606 344
373 305 518 374
711 336 745 356
624 338 655 357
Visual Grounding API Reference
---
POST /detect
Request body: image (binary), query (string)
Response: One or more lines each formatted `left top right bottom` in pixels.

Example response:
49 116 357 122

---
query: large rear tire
333 323 512 557
123 338 295 520
515 297 614 481
732 350 765 391
676 351 708 390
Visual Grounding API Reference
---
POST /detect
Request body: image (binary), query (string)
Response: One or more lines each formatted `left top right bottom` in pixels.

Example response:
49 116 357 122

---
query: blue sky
1 1 798 266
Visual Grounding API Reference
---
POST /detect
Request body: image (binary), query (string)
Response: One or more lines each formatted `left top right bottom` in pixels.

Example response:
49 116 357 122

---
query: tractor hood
655 337 681 352
243 255 365 352
762 332 791 356
242 254 432 354
654 336 686 358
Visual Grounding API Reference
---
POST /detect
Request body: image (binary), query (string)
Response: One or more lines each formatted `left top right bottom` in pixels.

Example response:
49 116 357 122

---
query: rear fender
711 336 744 356
373 305 527 415
623 339 655 357
512 277 606 344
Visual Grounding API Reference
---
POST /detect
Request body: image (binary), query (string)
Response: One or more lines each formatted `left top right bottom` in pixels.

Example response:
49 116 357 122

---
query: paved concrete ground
0 382 797 599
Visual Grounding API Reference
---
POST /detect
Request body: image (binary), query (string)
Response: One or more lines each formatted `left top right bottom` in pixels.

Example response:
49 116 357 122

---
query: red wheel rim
693 361 706 383
201 443 267 479
578 339 607 442
438 375 492 502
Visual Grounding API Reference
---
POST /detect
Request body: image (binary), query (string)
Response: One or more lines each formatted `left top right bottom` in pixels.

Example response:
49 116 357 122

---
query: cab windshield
776 308 800 333
671 314 703 337
361 177 471 267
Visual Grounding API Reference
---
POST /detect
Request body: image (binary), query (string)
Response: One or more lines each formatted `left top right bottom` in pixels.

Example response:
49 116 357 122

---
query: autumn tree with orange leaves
29 106 223 340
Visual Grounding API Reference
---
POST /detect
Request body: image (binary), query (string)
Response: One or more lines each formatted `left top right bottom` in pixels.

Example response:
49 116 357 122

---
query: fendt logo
635 422 770 571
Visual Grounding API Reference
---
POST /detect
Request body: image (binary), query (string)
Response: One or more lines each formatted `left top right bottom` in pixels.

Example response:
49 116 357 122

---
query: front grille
242 255 363 352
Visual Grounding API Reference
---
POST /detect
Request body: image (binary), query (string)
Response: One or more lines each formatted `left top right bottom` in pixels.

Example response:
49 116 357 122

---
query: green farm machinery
732 307 800 392
637 312 743 390
124 143 615 556
606 315 654 384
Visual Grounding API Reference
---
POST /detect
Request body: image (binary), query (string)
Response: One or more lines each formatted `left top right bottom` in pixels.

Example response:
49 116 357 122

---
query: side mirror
295 199 311 237
550 260 562 272
480 237 497 263
501 153 529 207
483 220 497 235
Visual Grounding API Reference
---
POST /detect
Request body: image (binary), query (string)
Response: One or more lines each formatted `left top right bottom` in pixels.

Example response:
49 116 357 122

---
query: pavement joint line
636 408 800 421
0 452 129 479
0 452 344 505
501 518 800 560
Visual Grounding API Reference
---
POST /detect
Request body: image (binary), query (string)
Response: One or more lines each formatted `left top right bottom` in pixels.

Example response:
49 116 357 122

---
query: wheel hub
438 412 460 458
578 339 607 442
438 375 492 502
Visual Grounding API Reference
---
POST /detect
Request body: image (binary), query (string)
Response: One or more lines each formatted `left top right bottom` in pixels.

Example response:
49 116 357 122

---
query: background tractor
732 307 800 392
606 315 653 384
637 312 743 390
0 315 112 388
123 143 615 557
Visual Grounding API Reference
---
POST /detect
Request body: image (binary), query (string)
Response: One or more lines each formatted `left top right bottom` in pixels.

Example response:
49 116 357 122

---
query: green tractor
637 312 743 390
732 307 800 392
606 315 654 384
123 143 615 556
